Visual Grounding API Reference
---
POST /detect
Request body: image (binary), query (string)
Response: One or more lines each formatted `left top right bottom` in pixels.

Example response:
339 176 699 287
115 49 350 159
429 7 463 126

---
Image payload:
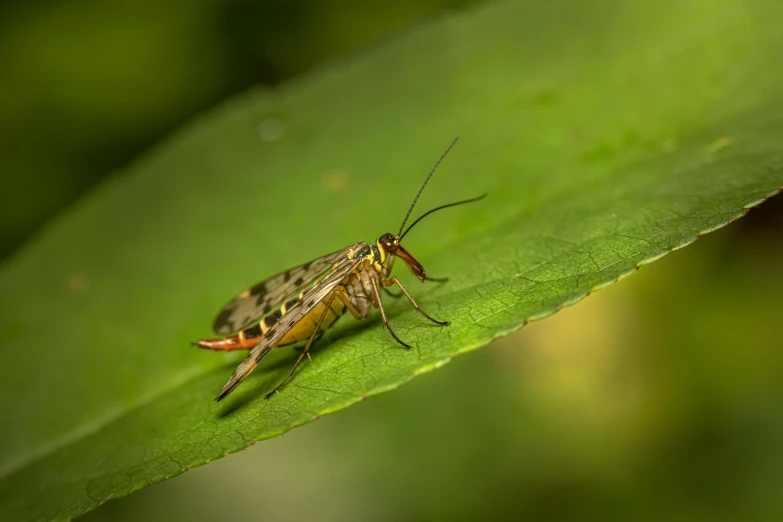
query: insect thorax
368 243 391 279
337 257 376 318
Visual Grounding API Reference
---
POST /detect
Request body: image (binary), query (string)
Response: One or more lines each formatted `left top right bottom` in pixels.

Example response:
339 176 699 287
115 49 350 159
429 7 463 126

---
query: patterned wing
215 245 370 401
212 246 353 334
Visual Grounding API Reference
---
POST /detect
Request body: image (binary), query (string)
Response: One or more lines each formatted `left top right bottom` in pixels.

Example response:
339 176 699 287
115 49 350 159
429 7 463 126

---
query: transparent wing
215 250 367 401
212 246 354 334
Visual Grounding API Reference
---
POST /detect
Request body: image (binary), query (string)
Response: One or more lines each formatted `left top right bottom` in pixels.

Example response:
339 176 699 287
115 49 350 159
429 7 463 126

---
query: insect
195 137 484 401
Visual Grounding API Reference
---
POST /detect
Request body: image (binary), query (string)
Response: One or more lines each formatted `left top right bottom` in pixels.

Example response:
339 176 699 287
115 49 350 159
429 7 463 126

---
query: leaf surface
2 0 783 520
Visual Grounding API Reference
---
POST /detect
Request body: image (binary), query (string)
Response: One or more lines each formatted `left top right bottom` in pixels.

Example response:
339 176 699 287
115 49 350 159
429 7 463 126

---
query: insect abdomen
195 287 348 350
279 288 347 344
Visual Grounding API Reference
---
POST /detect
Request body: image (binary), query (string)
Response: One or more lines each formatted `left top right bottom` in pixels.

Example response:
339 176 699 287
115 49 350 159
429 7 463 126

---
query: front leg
370 276 411 349
385 276 450 326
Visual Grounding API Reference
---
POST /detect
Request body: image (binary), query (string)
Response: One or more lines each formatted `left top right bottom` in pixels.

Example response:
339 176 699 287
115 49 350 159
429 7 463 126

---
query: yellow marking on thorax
346 258 377 282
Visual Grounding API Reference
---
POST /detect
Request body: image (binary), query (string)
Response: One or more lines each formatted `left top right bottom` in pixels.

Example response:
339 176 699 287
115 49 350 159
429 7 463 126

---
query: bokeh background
3 1 782 520
0 0 469 260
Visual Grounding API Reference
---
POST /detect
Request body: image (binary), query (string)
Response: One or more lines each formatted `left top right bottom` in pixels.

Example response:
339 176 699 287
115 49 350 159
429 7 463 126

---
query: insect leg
381 255 405 296
370 277 411 349
384 275 447 293
264 290 340 399
333 287 366 320
295 331 323 359
386 276 450 326
382 286 403 299
382 254 400 298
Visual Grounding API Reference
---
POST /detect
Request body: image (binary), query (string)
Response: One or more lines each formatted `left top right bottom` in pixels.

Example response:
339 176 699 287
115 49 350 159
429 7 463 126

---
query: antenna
397 137 459 237
399 193 486 241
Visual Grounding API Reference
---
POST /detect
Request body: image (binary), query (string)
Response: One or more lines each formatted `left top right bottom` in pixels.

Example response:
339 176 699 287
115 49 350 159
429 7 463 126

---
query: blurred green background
3 0 782 520
0 0 469 259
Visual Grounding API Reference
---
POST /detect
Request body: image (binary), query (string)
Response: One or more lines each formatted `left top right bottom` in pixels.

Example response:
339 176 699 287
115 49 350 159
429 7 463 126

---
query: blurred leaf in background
0 0 469 258
83 198 783 522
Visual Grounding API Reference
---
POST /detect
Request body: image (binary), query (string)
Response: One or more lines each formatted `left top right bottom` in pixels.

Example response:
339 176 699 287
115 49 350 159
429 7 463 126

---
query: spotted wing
212 246 354 335
215 245 370 401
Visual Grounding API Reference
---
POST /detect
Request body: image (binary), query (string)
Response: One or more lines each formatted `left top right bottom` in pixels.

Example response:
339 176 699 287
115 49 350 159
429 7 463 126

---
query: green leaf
79 216 783 522
2 0 783 520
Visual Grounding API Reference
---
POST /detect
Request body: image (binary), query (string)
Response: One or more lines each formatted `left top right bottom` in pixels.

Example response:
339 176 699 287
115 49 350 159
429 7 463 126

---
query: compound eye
379 233 397 252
